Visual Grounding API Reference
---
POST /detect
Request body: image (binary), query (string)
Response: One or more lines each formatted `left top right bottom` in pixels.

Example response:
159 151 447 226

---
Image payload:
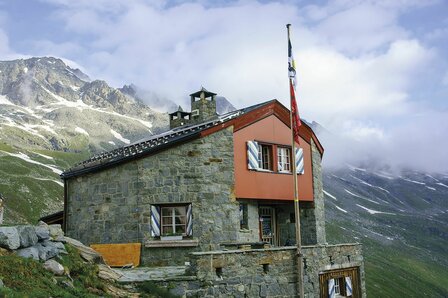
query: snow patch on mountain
323 190 337 200
373 172 395 180
335 205 348 213
435 182 448 189
33 177 63 187
356 204 396 215
110 129 130 144
1 115 47 139
0 95 14 105
400 177 425 185
350 175 390 193
32 152 54 160
347 164 367 172
0 151 62 174
75 127 89 136
344 189 380 205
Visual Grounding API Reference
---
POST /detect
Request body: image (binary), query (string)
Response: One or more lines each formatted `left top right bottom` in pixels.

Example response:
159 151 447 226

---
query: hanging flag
287 25 302 144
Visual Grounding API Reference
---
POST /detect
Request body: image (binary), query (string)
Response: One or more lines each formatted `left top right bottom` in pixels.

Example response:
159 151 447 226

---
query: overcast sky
0 0 447 172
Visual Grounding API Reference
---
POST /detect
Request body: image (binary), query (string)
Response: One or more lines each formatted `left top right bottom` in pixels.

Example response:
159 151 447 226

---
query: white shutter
150 205 161 237
247 141 259 170
186 204 193 236
295 147 304 174
345 276 353 296
328 279 335 298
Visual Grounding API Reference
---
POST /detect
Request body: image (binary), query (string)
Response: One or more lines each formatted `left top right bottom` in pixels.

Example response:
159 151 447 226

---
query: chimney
169 87 218 129
169 105 191 129
189 87 217 123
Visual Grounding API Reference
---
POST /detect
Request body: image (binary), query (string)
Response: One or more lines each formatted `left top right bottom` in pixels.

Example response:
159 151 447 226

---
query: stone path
113 266 193 282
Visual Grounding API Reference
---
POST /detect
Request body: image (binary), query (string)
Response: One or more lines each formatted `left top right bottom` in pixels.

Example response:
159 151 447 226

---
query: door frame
258 206 278 246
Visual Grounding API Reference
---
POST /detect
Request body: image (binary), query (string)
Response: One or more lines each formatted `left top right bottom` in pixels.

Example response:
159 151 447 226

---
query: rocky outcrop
0 226 20 250
0 222 67 261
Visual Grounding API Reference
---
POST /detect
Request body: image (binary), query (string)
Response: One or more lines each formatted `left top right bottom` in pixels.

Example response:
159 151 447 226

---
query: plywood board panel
90 243 141 267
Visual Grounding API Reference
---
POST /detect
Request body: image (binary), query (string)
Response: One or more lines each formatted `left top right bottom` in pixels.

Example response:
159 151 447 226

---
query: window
334 278 340 294
150 204 192 237
277 147 291 172
239 203 248 229
258 144 273 170
161 206 187 235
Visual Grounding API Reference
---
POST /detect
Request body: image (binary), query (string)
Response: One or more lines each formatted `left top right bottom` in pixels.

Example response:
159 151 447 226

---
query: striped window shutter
150 205 161 237
328 279 335 298
247 141 259 170
345 276 353 296
295 147 304 174
186 204 193 236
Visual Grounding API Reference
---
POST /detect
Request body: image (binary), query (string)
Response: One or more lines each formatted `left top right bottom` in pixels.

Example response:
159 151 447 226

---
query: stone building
61 88 365 297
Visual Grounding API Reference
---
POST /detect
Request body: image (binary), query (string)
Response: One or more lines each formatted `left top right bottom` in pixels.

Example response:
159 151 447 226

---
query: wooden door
259 206 277 246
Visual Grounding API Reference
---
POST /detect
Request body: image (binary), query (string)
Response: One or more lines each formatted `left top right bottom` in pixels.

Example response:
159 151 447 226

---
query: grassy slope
0 245 109 297
0 142 89 224
326 224 448 297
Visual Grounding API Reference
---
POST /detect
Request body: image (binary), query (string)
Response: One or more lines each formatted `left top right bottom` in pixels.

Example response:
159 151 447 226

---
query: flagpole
287 23 305 298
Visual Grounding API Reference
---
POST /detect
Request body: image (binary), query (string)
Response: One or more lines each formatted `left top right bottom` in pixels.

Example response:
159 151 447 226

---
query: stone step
113 266 195 283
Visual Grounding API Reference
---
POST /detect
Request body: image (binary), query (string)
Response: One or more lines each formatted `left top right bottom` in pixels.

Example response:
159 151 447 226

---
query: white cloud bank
3 0 448 172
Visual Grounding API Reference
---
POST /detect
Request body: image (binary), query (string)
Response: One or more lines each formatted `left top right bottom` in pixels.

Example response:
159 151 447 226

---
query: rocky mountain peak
0 56 168 156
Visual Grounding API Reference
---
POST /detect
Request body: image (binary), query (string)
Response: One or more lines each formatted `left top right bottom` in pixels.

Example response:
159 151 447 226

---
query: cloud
4 0 448 172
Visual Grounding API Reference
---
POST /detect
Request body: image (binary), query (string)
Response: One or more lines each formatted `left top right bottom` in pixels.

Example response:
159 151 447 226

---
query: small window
151 204 192 237
277 147 291 172
240 203 248 229
161 206 187 235
258 144 273 170
334 278 340 294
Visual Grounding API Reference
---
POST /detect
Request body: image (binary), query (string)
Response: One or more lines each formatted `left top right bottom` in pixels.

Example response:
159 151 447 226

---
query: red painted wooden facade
201 100 323 202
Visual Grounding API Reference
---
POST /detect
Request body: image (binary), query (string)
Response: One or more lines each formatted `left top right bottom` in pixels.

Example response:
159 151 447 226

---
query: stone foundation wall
153 244 364 297
302 244 366 297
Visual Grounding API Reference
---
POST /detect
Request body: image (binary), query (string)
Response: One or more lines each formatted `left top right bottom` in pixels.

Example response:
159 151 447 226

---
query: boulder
35 223 50 241
48 224 64 242
0 227 20 250
16 246 39 260
43 259 65 276
17 225 38 248
53 241 68 255
64 236 105 264
98 264 122 281
36 240 60 261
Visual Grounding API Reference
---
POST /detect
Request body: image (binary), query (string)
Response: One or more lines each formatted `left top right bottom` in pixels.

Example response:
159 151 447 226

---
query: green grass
327 223 448 297
0 245 110 297
0 147 89 224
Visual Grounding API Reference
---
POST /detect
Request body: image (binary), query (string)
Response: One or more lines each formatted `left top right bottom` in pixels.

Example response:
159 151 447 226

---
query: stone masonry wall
300 140 326 245
237 199 260 243
302 244 366 298
155 244 364 297
66 127 237 266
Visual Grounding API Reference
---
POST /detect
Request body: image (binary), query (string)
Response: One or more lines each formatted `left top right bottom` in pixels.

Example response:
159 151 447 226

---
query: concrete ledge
191 243 361 256
145 239 199 248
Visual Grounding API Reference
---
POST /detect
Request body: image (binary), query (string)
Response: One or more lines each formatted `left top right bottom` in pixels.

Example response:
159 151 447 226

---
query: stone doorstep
113 266 196 283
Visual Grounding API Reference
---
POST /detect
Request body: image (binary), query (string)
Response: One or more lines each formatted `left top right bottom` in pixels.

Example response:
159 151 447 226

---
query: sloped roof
61 100 323 179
